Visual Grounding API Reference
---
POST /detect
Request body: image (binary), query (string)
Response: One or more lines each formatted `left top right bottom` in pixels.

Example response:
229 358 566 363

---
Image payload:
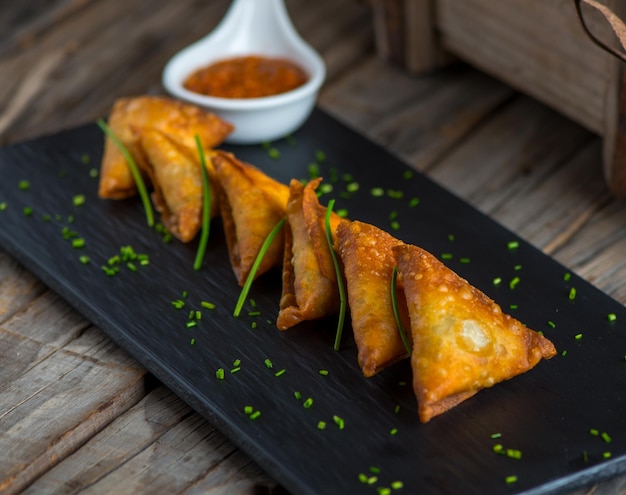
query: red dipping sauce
183 55 309 99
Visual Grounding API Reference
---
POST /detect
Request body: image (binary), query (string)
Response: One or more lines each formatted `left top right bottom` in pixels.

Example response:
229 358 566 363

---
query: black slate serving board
1 109 625 495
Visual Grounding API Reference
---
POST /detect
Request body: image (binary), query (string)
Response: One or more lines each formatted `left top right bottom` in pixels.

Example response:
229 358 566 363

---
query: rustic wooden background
1 0 625 493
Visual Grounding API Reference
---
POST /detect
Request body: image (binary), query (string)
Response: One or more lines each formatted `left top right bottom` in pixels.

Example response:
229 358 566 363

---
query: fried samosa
98 95 233 199
393 243 557 423
277 178 342 330
334 220 411 377
136 127 219 243
212 151 289 286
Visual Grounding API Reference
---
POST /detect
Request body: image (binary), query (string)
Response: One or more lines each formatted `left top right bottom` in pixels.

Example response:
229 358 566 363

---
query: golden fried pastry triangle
334 220 410 377
136 127 219 243
212 151 290 286
393 243 557 423
98 95 233 199
277 178 342 330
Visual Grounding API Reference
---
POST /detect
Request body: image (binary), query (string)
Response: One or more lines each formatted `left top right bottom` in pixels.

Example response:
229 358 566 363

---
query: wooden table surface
1 1 625 494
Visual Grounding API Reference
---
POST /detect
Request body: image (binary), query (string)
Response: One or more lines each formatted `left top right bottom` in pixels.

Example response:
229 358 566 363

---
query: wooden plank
0 252 45 323
436 0 618 135
320 58 514 168
0 318 147 495
22 385 278 494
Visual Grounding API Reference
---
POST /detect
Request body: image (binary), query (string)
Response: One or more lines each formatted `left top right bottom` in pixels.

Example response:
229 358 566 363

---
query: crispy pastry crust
277 178 340 330
393 243 557 423
212 151 289 286
136 127 219 242
98 95 233 199
334 220 410 377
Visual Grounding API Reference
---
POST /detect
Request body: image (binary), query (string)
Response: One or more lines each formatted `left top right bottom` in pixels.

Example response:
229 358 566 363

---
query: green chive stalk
325 199 347 351
391 266 412 355
97 119 154 227
193 136 211 270
233 217 286 317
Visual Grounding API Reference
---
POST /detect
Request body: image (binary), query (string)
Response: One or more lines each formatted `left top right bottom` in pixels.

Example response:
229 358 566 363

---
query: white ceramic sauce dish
162 0 326 144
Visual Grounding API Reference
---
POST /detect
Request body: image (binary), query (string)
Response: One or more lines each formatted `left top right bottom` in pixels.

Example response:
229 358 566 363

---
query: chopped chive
248 310 261 317
268 147 280 159
608 313 617 322
564 272 572 281
251 321 257 329
190 338 195 345
216 368 225 380
514 264 522 271
230 367 241 374
367 476 378 485
319 369 329 376
308 163 320 179
378 488 391 495
390 428 398 435
71 238 85 248
294 391 302 400
18 180 30 190
234 218 286 317
403 170 413 179
201 301 216 310
394 404 400 414
575 333 583 340
171 299 185 309
72 194 86 207
358 473 368 484
315 149 326 162
249 410 261 420
23 206 33 216
370 187 384 197
601 432 612 443
319 183 333 194
547 321 556 329
346 182 359 192
325 199 347 351
244 405 254 415
81 153 91 164
569 287 577 300
505 475 518 484
390 221 400 230
493 444 504 454
89 168 99 178
590 428 599 436
510 304 518 310
333 415 345 429
97 119 154 227
336 208 348 218
493 277 502 286
441 253 453 260
303 397 313 409
408 197 420 207
509 276 520 289
317 421 326 430
491 432 502 439
126 262 138 271
193 136 212 270
264 358 273 368
561 350 568 356
79 255 90 264
506 449 522 459
387 189 403 199
391 481 404 489
603 452 612 459
185 321 197 329
507 241 519 250
0 201 6 211
274 368 286 377
391 267 412 355
369 466 381 474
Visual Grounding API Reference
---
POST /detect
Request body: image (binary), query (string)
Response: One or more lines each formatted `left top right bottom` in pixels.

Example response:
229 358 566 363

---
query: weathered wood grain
22 385 278 495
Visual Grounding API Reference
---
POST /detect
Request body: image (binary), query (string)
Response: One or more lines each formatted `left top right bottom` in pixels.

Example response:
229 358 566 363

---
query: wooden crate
372 0 626 197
